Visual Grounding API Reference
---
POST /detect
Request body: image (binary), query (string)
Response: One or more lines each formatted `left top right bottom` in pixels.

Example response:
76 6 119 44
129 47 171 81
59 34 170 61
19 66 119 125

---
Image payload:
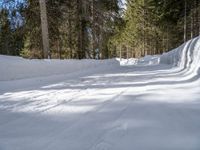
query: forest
0 0 200 59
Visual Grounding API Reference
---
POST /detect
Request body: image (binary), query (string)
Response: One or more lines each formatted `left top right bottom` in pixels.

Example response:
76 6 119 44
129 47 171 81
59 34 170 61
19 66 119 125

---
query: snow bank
1 36 200 81
0 55 119 81
160 37 200 77
137 55 160 65
117 56 160 66
119 36 200 79
116 58 138 66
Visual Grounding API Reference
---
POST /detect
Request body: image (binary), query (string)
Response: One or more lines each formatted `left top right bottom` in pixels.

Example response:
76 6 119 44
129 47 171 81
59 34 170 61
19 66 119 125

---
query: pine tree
0 9 12 55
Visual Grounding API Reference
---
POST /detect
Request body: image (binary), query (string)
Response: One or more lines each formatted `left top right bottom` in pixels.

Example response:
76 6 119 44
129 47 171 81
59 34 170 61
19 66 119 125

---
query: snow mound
117 56 160 66
0 55 119 81
1 36 200 81
160 36 200 78
116 58 138 66
119 36 200 79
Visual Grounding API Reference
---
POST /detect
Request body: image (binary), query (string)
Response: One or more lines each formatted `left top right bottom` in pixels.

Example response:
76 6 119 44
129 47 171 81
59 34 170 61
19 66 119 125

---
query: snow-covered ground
0 37 200 150
0 55 118 81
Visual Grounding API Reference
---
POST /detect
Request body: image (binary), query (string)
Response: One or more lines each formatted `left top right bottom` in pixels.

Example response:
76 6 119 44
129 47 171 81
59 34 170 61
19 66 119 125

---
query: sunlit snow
0 37 200 150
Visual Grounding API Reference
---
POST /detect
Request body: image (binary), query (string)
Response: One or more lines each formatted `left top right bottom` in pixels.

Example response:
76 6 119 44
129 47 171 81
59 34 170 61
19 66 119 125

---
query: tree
111 0 200 58
0 9 12 55
39 0 50 59
0 1 24 56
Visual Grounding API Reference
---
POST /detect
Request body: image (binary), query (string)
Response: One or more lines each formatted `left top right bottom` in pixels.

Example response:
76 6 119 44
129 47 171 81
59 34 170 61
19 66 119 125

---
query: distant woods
0 0 200 59
112 0 200 58
0 0 122 59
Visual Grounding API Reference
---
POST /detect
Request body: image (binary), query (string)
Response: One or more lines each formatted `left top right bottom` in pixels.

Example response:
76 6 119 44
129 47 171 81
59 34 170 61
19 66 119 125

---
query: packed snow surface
0 37 200 150
0 55 118 81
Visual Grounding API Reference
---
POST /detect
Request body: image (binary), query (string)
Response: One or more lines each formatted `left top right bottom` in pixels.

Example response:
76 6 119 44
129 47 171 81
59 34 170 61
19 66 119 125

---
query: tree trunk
91 0 96 59
191 1 194 39
120 45 122 60
126 46 129 59
199 0 200 35
39 0 50 59
143 0 146 56
184 0 187 42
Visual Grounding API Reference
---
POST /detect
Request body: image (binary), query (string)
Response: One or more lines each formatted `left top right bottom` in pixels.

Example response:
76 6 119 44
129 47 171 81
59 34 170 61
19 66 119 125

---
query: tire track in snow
0 74 107 126
0 89 86 127
0 67 134 150
86 107 129 150
28 69 136 149
43 88 128 150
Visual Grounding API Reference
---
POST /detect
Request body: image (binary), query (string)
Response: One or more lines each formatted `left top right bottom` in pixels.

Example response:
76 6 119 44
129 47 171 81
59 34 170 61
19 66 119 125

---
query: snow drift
0 36 200 81
160 36 200 78
0 38 200 150
121 36 200 79
0 55 119 81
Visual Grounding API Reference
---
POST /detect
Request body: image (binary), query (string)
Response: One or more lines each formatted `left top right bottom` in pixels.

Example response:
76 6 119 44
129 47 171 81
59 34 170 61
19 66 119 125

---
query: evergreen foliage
111 0 200 58
0 0 200 59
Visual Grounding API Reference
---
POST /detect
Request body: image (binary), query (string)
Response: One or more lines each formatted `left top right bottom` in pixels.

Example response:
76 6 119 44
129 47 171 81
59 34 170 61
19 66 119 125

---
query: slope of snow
0 55 119 81
0 37 200 150
118 55 160 66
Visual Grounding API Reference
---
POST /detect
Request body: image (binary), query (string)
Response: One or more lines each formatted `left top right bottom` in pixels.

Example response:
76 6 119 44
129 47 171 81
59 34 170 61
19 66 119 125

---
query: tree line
0 0 122 59
0 0 200 59
111 0 200 58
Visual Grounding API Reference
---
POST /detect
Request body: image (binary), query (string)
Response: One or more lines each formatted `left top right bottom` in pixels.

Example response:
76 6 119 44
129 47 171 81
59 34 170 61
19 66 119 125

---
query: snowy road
1 37 200 150
0 63 200 150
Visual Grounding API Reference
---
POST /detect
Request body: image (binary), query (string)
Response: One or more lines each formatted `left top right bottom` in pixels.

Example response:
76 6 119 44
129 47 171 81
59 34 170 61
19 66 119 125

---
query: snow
118 55 160 66
0 55 119 81
0 37 200 150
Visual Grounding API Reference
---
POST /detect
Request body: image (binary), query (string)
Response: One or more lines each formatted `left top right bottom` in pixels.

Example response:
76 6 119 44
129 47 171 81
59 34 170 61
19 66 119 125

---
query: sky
0 0 25 9
0 0 126 8
121 0 127 9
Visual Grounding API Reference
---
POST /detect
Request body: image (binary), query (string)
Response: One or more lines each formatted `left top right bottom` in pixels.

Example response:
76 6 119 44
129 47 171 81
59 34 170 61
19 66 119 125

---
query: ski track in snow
0 37 200 150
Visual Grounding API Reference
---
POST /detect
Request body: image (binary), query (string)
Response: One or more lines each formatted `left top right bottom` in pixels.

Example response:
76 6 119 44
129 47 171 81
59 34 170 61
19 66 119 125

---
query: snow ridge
0 56 119 81
160 36 200 79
